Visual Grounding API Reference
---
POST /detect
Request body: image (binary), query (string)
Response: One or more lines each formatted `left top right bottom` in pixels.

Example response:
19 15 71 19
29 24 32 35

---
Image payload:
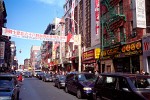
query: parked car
52 74 57 82
0 73 20 100
33 69 42 77
36 72 44 80
93 73 150 100
42 73 53 82
65 72 97 99
54 75 66 89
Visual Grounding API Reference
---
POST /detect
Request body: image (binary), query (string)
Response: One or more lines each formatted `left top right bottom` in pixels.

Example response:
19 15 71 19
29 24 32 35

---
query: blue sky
5 0 65 65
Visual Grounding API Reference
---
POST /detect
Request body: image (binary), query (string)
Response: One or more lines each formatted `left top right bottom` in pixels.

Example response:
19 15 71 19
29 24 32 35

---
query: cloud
36 0 65 7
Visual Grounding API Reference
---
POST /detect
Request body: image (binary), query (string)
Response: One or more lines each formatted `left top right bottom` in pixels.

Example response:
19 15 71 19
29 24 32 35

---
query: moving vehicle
33 69 42 77
65 72 97 99
93 73 150 100
24 71 32 78
0 73 20 100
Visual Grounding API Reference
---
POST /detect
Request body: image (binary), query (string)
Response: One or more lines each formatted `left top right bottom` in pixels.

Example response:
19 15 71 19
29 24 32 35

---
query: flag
66 33 72 43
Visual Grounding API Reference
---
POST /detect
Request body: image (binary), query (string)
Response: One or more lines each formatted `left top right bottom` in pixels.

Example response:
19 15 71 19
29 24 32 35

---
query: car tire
77 89 82 99
54 83 56 87
58 83 60 89
65 86 68 93
16 92 19 100
96 96 102 100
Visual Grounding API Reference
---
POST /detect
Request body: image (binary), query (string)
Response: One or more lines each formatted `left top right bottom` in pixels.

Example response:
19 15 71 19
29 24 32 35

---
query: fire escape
101 0 126 48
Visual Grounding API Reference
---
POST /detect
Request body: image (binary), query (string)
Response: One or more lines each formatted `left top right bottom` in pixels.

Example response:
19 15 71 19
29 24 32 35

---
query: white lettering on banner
2 28 75 42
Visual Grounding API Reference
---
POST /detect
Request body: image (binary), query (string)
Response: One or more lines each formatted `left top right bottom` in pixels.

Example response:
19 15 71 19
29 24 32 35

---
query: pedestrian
18 73 23 82
140 69 145 75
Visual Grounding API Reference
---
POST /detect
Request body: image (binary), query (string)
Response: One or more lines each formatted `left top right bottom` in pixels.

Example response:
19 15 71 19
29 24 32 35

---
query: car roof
100 73 150 78
67 71 78 75
0 73 16 77
79 72 94 74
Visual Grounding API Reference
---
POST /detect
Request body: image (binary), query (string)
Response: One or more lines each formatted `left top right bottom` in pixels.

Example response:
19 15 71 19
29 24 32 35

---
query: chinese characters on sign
2 28 75 42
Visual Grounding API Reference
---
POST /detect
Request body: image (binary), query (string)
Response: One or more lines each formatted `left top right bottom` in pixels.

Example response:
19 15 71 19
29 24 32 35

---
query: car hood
60 80 65 83
79 81 95 87
0 88 13 96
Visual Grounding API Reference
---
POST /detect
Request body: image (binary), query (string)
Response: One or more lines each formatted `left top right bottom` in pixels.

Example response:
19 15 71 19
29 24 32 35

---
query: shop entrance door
102 64 105 73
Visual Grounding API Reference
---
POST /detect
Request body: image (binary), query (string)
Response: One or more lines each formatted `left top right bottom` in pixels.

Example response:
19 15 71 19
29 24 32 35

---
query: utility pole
77 0 81 72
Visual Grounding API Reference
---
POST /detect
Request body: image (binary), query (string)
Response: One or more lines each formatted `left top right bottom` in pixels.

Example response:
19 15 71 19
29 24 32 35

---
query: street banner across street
2 28 75 42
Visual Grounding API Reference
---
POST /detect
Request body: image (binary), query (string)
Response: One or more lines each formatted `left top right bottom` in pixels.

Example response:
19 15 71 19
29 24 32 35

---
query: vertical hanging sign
95 0 100 35
71 0 75 33
0 42 5 59
133 0 146 28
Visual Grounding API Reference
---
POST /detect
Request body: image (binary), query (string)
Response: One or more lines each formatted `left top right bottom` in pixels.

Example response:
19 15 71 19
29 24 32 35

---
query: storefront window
113 56 140 73
131 55 140 73
113 57 130 72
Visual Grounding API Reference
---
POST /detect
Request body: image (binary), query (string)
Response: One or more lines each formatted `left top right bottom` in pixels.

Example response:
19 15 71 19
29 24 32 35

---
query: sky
5 0 66 65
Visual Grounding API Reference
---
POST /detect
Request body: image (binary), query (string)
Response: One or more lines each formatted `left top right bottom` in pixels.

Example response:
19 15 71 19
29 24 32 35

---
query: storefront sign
121 41 142 54
101 40 142 59
101 47 120 57
142 36 150 56
82 50 95 61
95 48 100 59
82 48 100 61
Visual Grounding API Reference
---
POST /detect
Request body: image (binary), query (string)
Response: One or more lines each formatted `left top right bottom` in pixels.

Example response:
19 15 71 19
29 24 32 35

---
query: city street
19 77 86 100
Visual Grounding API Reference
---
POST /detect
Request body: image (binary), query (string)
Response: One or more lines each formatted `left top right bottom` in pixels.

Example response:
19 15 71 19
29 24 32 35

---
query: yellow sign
95 48 100 59
82 48 100 61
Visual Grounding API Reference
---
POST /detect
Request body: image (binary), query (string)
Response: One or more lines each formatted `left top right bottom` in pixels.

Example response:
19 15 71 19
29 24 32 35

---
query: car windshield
59 75 66 80
25 72 31 75
0 77 13 88
130 76 150 89
78 74 96 81
46 74 52 77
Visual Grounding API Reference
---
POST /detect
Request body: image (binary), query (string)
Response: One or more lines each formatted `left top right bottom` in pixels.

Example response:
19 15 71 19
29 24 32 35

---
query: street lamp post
65 17 81 72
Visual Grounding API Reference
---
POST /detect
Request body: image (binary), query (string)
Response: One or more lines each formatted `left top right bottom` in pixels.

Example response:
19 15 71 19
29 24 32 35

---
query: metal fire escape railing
101 0 126 48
